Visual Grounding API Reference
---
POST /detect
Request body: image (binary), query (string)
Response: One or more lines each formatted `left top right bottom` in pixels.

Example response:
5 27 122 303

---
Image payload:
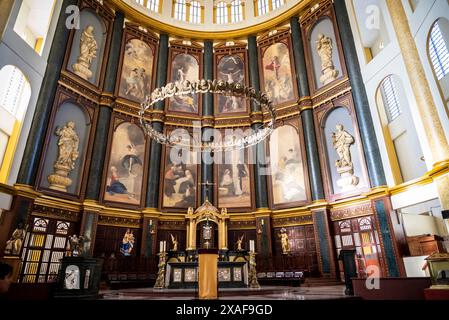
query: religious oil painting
104 122 145 205
162 147 199 209
118 39 154 103
217 142 252 209
216 54 247 113
168 53 200 113
269 125 307 205
261 42 295 106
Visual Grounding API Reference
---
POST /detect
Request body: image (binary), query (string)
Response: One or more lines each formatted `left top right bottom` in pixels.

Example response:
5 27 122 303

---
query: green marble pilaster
85 11 125 200
334 0 386 187
290 16 325 201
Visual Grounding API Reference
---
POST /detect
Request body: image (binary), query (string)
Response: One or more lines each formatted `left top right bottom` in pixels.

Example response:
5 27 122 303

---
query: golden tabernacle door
185 200 229 250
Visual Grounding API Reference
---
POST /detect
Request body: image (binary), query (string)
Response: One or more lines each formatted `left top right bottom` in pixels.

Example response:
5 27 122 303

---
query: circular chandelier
139 79 276 152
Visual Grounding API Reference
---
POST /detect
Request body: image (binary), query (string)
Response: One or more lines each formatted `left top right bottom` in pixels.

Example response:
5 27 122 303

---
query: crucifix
199 180 215 201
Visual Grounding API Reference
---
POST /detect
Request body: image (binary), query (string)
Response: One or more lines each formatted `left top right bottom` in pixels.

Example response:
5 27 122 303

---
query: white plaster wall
403 213 441 236
345 0 434 190
406 0 449 145
0 0 62 186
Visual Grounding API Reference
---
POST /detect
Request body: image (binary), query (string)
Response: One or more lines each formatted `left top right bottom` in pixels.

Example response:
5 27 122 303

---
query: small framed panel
166 41 203 116
63 0 114 90
115 23 159 105
36 87 97 200
100 113 150 209
218 267 231 282
184 268 197 282
300 1 348 95
173 268 182 282
159 127 201 212
266 117 311 210
214 42 249 116
257 29 299 109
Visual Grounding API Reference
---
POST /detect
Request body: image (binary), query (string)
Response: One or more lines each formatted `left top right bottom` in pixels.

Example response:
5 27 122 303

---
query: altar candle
250 240 255 252
159 241 163 252
163 241 167 252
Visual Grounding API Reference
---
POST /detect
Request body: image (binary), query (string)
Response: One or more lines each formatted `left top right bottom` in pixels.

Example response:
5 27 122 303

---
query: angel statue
236 234 244 251
170 233 178 252
4 223 26 255
66 234 89 257
278 228 291 255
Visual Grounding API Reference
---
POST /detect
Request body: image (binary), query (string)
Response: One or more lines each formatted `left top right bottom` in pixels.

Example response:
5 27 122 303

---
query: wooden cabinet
407 235 445 256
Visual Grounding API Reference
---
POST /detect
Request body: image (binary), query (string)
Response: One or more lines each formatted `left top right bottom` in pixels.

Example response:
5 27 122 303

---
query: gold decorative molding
97 214 141 228
312 78 351 108
35 195 82 212
32 203 80 222
330 202 374 221
272 214 313 227
12 184 41 199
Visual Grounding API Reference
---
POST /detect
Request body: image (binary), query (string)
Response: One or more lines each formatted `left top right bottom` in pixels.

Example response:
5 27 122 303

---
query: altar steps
303 277 343 287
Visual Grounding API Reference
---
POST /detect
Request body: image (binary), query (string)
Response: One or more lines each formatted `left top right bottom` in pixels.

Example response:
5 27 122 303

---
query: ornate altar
160 200 253 289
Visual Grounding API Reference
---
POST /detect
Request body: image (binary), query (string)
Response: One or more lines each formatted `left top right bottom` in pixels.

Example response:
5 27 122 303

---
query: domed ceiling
109 0 315 39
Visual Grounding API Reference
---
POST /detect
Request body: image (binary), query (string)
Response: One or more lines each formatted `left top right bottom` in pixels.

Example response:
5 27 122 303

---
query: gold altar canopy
185 200 229 250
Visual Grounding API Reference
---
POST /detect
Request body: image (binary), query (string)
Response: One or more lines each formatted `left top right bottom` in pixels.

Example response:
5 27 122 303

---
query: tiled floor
101 285 349 300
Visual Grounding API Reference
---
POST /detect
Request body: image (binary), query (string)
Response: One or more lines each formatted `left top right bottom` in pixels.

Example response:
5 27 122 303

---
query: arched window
13 0 56 55
174 0 187 21
258 0 269 16
190 1 201 24
429 20 449 81
216 2 228 24
272 0 284 10
0 65 31 182
231 0 243 23
376 75 426 182
147 0 160 12
380 75 402 123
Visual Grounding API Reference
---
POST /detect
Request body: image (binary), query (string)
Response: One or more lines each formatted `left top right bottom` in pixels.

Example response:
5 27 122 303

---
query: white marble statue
72 25 98 80
316 33 339 85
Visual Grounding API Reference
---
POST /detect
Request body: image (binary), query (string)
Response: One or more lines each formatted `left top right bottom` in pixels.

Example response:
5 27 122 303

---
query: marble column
248 36 268 209
146 34 169 208
334 0 387 188
85 11 125 200
17 0 79 185
385 0 449 209
290 17 325 201
201 41 214 203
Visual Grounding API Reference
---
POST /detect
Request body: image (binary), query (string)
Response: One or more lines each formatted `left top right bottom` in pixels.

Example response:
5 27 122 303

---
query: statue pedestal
72 61 93 80
48 164 73 192
336 166 359 192
320 66 339 85
53 257 103 299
